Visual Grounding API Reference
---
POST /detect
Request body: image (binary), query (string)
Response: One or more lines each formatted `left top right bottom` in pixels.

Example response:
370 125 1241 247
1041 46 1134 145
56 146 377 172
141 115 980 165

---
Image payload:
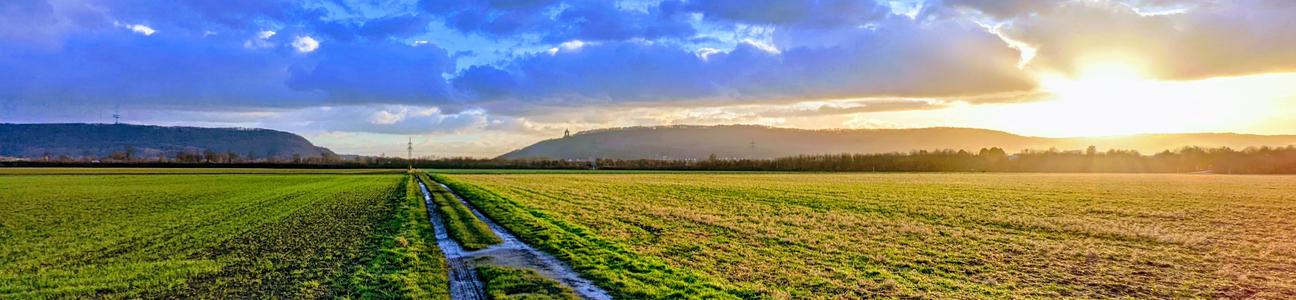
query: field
6 169 1294 299
0 167 403 175
475 263 580 300
0 171 446 298
439 173 1296 299
417 173 502 250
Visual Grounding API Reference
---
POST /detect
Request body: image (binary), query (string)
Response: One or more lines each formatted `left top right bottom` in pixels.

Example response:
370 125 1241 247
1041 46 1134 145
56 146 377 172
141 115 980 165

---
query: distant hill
0 123 334 160
498 125 1296 160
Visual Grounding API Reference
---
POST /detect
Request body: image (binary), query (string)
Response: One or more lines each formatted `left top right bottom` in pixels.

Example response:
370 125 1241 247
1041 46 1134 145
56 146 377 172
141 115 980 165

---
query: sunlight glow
989 59 1274 137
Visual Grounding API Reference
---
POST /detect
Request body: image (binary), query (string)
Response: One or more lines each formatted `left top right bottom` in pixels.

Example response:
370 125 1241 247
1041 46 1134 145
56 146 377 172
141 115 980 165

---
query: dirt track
418 180 611 300
418 182 486 300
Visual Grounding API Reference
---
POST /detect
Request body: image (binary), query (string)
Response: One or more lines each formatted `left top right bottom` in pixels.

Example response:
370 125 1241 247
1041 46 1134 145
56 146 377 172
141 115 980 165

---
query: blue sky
3 0 1295 156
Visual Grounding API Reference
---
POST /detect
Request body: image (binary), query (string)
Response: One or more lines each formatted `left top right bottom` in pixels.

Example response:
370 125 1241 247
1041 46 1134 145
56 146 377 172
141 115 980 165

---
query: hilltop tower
564 128 571 138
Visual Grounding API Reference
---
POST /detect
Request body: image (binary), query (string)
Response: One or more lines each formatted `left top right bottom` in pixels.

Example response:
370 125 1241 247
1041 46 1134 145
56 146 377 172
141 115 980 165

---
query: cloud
0 29 312 110
0 31 455 112
291 35 318 53
291 105 488 135
286 41 455 104
679 0 889 28
243 30 276 49
454 15 1036 114
114 22 157 36
929 0 1063 19
315 13 433 42
130 24 156 35
5 0 1296 144
369 109 404 125
422 0 694 42
932 0 1296 80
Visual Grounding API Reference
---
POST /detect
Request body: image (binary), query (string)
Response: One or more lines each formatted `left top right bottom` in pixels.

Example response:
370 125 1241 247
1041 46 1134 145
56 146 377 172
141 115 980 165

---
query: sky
2 0 1295 157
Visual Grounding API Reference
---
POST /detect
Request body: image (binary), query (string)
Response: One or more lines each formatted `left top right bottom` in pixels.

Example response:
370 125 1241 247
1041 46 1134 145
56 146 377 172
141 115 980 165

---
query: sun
988 58 1266 137
1078 60 1144 81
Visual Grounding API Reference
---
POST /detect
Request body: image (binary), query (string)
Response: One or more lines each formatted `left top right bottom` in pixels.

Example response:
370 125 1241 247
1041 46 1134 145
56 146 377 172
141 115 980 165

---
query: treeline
12 147 348 165
667 146 1296 174
416 145 1296 174
6 145 1296 174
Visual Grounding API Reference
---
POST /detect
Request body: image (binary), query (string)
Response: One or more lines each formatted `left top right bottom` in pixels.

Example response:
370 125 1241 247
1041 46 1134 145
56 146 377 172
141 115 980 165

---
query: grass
474 263 580 300
0 167 403 175
338 174 450 299
416 173 502 250
428 169 777 175
439 172 1296 299
433 174 750 299
0 171 447 298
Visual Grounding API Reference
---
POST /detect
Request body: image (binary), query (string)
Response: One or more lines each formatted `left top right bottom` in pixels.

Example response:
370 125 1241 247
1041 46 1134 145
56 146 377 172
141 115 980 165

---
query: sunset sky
2 0 1295 156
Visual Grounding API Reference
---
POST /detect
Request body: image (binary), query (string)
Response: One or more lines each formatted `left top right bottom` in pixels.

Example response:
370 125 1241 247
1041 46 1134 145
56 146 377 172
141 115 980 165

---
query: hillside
0 123 334 160
498 125 1296 160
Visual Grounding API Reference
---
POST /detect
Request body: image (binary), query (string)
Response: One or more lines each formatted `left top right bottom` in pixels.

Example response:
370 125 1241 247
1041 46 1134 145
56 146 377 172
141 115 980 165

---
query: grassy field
0 167 403 175
474 263 579 300
417 173 502 250
0 170 446 298
436 174 752 299
439 173 1296 299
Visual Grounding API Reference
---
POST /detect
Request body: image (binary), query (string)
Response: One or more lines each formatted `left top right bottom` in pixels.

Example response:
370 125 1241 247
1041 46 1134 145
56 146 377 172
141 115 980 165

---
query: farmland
6 169 1294 299
0 170 446 298
475 263 580 300
418 173 502 250
438 172 1296 299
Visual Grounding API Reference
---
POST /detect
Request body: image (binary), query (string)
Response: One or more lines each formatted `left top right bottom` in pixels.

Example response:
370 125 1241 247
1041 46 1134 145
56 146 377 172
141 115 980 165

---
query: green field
0 167 404 175
439 173 1296 299
0 171 446 298
475 263 580 300
417 173 502 250
6 169 1294 299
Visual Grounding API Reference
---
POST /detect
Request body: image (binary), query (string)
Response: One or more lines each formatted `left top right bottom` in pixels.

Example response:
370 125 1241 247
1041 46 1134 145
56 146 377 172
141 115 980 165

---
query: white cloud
112 21 156 36
548 40 591 55
696 48 723 61
243 30 276 49
369 109 405 125
742 39 781 54
129 24 156 36
292 36 319 53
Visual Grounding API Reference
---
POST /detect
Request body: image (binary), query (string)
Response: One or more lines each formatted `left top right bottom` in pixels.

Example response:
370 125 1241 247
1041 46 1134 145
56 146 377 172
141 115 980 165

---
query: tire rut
418 181 487 300
417 178 613 300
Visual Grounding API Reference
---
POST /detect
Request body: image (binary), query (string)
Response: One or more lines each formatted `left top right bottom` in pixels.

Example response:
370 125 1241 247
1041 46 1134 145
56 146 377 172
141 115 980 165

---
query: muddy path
418 181 487 300
417 180 612 300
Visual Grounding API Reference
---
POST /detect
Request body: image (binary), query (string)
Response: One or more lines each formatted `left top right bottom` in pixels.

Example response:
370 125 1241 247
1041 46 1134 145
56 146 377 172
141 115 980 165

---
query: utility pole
112 106 121 125
407 137 414 171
